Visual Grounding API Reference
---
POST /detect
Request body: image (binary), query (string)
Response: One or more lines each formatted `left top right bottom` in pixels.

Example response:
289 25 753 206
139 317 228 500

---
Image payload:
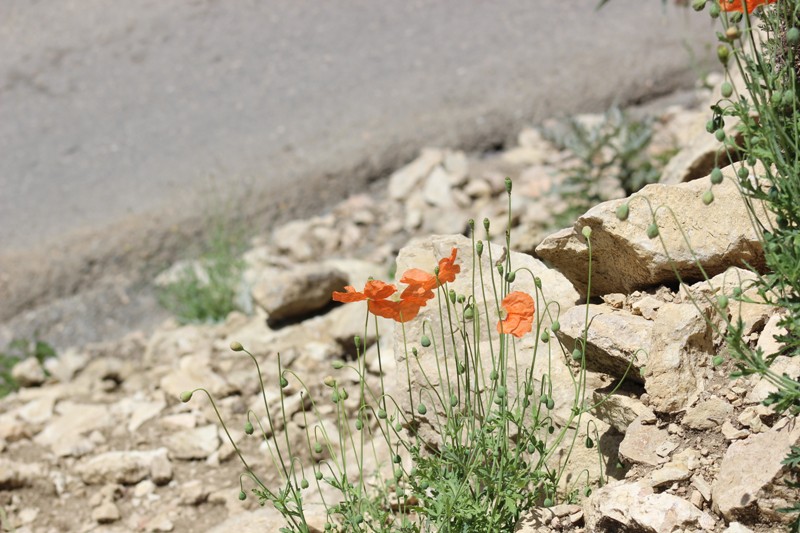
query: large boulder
535 168 770 297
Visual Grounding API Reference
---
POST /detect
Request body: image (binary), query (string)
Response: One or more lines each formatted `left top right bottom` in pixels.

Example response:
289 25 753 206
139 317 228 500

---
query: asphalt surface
0 1 715 322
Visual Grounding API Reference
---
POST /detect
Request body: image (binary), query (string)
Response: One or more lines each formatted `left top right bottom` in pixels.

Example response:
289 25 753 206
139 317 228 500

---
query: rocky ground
1 76 797 533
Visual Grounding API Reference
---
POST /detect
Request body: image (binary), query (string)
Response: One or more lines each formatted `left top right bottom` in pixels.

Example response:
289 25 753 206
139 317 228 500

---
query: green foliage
0 337 55 397
544 105 666 227
157 222 245 324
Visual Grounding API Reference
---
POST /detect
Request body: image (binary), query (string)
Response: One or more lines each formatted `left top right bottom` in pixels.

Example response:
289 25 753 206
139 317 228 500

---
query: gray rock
164 424 220 460
556 304 651 383
389 148 443 200
592 391 655 434
91 501 120 524
422 165 456 208
682 397 733 430
645 303 711 413
713 417 800 522
33 401 111 457
535 170 771 298
76 448 173 485
583 480 716 532
11 357 46 387
251 264 348 324
619 415 670 467
0 458 44 489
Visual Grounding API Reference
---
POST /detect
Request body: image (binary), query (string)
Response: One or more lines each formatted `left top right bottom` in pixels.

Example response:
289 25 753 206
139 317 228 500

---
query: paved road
0 0 714 320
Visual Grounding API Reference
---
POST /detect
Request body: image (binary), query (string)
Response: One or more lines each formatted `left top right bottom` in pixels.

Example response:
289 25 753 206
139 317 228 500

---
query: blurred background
0 0 714 345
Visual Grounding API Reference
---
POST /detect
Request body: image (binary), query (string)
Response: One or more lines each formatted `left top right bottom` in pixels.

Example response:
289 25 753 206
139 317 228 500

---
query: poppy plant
718 0 777 13
332 249 460 323
496 291 535 338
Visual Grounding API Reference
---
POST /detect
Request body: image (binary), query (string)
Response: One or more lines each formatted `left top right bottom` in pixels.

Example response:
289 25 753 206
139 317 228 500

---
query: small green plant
0 337 55 398
544 105 666 227
157 221 246 324
182 180 634 531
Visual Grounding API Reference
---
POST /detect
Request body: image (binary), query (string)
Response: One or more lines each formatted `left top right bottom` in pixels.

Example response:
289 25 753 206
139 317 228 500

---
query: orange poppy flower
368 297 424 323
332 280 396 303
718 0 777 13
400 268 438 292
436 247 460 285
496 291 535 338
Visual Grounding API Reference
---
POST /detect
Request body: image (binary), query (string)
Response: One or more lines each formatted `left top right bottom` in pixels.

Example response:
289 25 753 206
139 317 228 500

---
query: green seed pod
527 443 536 454
572 349 582 362
715 128 726 142
313 442 323 454
541 330 550 343
702 190 715 205
546 398 555 410
457 362 465 374
497 386 507 399
788 27 800 45
420 335 431 348
332 360 344 369
551 321 560 333
646 223 659 240
230 341 244 352
732 287 742 298
315 470 323 480
543 497 553 507
490 370 498 381
534 277 542 289
705 120 716 134
586 436 594 449
179 390 193 403
782 90 794 108
464 305 474 320
718 295 729 308
244 421 254 435
331 391 340 403
394 421 402 432
548 425 555 434
377 408 387 419
505 176 513 194
581 226 592 239
497 264 504 276
355 418 363 431
417 403 427 415
747 155 756 166
540 395 549 405
526 384 534 396
476 241 484 256
710 167 723 185
355 514 364 525
691 0 706 10
737 166 749 180
483 218 490 232
393 454 402 464
717 44 730 66
411 347 418 357
712 355 724 366
721 81 733 98
238 490 247 501
300 478 309 489
450 394 459 407
340 388 348 400
505 271 516 283
449 289 457 304
494 395 502 405
584 487 592 497
420 480 429 490
468 218 475 230
616 203 630 221
772 90 784 106
280 376 289 388
523 397 531 408
324 524 331 532
709 2 720 17
457 294 466 303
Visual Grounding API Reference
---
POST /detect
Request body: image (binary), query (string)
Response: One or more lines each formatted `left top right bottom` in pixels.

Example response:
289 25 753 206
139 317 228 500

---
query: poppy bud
411 347 418 357
718 295 729 308
534 277 542 289
616 203 630 221
505 177 513 194
476 241 484 256
710 167 723 184
323 375 335 387
315 470 323 480
715 129 726 142
457 362 465 374
238 490 247 501
543 497 553 507
572 349 582 362
449 289 456 303
725 26 740 41
706 120 716 134
468 218 475 230
646 223 659 240
300 479 309 489
702 190 714 205
584 487 592 497
378 408 387 419
691 0 706 10
280 376 288 388
332 360 344 369
490 370 498 381
244 421 254 435
541 330 550 343
585 436 594 449
314 442 323 454
417 403 427 415
709 2 720 17
497 264 503 276
353 336 361 350
450 394 459 407
581 226 592 239
394 421 402 432
457 294 465 303
732 287 742 298
789 27 800 45
483 218 490 232
230 341 244 352
713 355 724 366
464 306 474 320
717 45 730 66
355 418 363 430
420 335 431 348
179 390 193 403
551 321 560 333
505 271 516 283
721 82 733 98
546 398 555 410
